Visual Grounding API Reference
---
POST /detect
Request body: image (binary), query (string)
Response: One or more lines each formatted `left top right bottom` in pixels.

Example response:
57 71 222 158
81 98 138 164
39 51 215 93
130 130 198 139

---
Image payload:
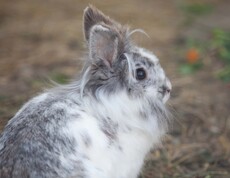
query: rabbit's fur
0 6 172 178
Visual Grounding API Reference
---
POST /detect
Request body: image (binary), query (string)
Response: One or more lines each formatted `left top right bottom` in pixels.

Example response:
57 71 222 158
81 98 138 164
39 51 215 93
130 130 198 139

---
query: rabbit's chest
64 113 153 178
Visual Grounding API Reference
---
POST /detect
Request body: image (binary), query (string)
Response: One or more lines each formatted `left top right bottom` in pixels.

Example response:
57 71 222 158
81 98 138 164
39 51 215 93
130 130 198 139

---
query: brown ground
0 0 229 177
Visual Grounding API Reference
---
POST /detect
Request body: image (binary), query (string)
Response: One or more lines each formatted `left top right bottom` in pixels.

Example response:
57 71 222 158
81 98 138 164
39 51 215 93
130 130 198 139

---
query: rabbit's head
81 6 171 105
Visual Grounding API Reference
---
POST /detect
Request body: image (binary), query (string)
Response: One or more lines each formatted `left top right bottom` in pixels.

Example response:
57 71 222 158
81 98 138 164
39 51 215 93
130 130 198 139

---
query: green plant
212 29 230 82
182 3 213 16
50 72 69 84
179 29 230 82
212 29 230 62
181 2 213 25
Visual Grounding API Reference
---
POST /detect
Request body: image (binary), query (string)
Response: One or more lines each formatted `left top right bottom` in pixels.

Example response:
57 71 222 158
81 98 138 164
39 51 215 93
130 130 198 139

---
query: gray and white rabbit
0 6 172 178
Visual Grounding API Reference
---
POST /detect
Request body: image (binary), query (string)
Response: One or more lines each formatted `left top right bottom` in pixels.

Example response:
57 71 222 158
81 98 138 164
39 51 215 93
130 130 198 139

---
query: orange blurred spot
186 48 199 64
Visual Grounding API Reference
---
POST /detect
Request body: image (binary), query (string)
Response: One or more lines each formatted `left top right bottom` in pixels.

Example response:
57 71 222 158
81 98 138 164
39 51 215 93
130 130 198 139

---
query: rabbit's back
0 93 87 178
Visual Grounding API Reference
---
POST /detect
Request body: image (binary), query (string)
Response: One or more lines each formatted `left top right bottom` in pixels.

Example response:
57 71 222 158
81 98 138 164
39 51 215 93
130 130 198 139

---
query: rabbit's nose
162 78 172 94
162 85 171 94
158 84 171 96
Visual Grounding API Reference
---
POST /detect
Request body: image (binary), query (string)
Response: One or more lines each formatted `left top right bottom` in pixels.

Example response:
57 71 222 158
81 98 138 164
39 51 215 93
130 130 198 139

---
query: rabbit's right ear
83 5 116 41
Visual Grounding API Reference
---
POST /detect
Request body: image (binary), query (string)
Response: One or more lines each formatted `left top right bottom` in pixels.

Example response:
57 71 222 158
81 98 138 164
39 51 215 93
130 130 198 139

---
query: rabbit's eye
136 68 146 80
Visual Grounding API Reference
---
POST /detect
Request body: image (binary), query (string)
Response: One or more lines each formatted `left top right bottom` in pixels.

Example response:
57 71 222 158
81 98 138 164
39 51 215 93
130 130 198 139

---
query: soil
0 0 229 177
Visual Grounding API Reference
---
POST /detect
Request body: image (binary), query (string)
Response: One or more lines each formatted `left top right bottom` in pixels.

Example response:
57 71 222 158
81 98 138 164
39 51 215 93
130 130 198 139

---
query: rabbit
0 5 172 178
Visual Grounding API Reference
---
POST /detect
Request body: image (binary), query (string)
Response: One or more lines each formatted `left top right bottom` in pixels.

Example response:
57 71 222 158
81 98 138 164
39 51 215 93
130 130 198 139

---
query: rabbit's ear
83 5 116 41
89 25 118 67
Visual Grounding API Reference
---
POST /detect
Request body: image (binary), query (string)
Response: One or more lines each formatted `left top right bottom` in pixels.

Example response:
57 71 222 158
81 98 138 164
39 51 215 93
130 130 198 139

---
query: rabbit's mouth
157 77 172 103
158 85 171 103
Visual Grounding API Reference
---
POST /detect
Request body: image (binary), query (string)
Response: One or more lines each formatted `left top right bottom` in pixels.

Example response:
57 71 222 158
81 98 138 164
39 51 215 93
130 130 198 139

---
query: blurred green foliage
181 2 213 25
50 72 69 84
212 29 230 82
182 3 213 16
179 63 203 75
179 29 230 82
212 29 230 62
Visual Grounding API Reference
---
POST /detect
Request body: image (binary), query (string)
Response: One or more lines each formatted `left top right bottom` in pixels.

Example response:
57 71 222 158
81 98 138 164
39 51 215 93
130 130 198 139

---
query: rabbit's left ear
89 25 119 67
83 5 128 67
83 5 116 41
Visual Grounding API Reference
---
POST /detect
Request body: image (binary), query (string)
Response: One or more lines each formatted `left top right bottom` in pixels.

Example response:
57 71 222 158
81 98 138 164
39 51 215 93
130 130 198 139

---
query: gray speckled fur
0 94 86 178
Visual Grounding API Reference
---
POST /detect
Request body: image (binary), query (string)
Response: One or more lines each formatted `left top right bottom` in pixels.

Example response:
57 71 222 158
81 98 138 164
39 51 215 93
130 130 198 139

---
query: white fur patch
138 47 159 63
62 91 164 178
92 24 110 32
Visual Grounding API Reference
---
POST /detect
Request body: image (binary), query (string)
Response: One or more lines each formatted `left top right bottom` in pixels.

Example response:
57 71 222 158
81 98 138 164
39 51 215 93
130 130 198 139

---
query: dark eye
136 68 146 80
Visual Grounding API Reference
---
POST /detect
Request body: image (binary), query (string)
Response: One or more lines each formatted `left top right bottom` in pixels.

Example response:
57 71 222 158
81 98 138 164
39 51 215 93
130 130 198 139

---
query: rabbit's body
0 85 163 178
0 6 171 178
